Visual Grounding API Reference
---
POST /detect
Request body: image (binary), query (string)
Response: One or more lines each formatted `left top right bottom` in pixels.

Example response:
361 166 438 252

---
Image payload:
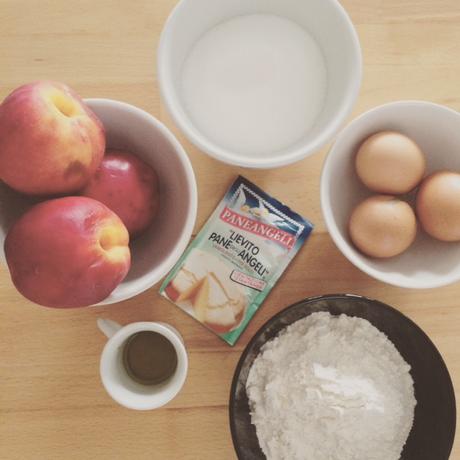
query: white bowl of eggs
321 100 460 289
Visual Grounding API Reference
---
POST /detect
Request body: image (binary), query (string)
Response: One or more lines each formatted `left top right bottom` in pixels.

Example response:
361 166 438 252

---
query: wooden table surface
1 1 459 459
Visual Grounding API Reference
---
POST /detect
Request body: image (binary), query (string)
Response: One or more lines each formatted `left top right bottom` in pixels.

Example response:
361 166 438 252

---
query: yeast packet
160 176 313 345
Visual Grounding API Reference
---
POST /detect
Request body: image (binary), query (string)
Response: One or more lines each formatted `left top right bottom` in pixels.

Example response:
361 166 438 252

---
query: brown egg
416 171 460 242
355 131 426 194
349 195 417 258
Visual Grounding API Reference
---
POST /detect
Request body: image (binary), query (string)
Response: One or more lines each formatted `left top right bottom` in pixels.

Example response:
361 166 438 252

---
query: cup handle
97 318 122 339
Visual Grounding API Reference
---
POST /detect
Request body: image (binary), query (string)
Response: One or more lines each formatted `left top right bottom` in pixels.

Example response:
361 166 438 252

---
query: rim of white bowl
157 0 363 169
321 100 460 289
84 98 198 305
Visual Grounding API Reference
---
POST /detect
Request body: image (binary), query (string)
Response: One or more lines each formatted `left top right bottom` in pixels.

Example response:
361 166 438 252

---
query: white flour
246 312 416 460
181 14 327 156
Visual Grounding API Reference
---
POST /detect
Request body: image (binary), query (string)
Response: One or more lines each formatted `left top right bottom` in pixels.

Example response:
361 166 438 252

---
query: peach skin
0 81 105 195
81 149 159 237
4 196 131 308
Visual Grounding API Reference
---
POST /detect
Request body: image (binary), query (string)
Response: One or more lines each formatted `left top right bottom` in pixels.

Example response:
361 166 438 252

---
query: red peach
0 81 105 195
81 149 159 237
4 196 131 308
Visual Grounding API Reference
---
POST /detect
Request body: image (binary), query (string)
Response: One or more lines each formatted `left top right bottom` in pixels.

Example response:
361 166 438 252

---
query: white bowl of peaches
321 101 460 289
0 81 197 308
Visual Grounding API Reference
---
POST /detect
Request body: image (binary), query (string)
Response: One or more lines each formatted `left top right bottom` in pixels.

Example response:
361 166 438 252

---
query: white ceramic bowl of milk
158 0 362 168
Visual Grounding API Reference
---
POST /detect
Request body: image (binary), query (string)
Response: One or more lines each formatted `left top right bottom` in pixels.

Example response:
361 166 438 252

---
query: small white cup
97 318 188 410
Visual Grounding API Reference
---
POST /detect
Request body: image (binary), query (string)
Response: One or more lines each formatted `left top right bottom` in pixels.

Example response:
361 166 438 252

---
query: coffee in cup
122 331 178 385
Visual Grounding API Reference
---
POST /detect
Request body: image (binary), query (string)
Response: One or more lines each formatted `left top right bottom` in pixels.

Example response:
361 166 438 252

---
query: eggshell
416 171 460 242
349 195 417 258
355 131 426 194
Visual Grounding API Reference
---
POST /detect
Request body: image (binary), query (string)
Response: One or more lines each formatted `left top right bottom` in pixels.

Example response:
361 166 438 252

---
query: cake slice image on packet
160 176 313 345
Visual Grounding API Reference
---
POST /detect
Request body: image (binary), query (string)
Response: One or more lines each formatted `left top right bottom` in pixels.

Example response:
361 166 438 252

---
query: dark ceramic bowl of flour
229 294 456 460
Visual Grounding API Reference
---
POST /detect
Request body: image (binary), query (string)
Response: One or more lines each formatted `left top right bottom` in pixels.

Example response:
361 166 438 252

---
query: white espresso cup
97 319 188 410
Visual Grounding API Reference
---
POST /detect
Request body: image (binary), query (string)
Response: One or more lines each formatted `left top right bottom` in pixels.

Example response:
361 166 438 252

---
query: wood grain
0 1 459 459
